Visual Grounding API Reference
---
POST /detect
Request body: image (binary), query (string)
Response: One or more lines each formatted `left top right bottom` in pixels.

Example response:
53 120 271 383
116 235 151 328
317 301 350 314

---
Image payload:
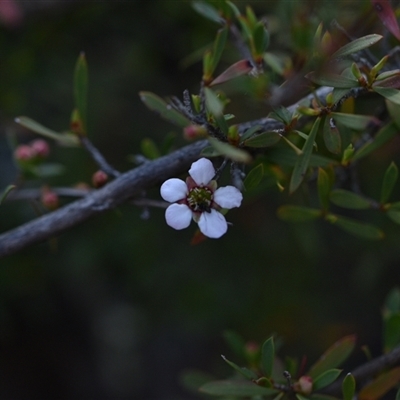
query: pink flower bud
14 144 36 161
92 170 108 188
41 190 59 210
183 124 207 140
30 139 50 158
295 375 313 395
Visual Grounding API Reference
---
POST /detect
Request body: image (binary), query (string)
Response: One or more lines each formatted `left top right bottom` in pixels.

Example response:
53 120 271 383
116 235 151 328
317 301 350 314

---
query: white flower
160 158 243 238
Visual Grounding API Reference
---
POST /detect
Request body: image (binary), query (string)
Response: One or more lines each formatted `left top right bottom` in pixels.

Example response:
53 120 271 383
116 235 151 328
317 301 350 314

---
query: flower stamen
187 187 212 213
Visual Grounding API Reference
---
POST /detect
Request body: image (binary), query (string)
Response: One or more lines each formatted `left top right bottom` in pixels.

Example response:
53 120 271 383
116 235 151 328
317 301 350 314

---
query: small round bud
41 189 59 210
30 139 50 158
294 375 313 395
183 124 207 140
14 144 36 161
92 170 108 188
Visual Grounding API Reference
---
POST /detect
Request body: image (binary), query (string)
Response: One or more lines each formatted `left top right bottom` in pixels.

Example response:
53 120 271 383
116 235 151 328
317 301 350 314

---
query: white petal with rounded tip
213 186 243 209
198 209 227 238
165 203 192 230
160 178 187 202
189 158 215 185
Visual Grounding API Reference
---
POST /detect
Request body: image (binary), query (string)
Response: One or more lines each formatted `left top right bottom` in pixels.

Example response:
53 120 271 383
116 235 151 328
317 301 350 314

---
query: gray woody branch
0 85 332 259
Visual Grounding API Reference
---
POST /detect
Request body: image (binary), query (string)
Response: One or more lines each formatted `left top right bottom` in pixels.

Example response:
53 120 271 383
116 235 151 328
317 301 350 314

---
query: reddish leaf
210 59 253 86
372 0 400 41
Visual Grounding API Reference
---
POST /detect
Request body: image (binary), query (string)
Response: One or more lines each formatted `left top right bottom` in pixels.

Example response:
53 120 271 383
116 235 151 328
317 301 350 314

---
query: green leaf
208 137 251 163
305 72 358 88
342 373 356 400
331 34 383 58
381 162 398 204
326 214 384 240
192 1 223 23
386 99 400 129
240 125 262 142
221 355 258 380
277 206 321 222
308 335 356 379
199 379 279 397
387 208 400 224
397 387 400 400
74 52 88 134
310 395 341 400
261 337 275 378
318 168 331 211
141 138 160 160
0 185 16 205
269 106 293 125
289 117 322 193
331 112 376 130
313 369 342 391
384 314 400 352
252 21 269 56
384 288 400 315
210 26 228 75
330 189 372 209
33 163 65 178
352 122 399 161
374 87 400 105
139 92 191 127
332 88 350 104
359 367 400 400
14 116 79 146
243 131 281 148
323 117 341 154
204 87 229 134
267 148 336 168
226 1 241 18
244 163 264 190
223 330 246 360
296 395 310 400
200 146 221 157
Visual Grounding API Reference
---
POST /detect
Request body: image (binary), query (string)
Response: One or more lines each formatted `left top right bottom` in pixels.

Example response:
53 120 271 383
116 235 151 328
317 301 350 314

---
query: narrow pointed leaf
384 287 400 315
0 185 15 205
261 337 275 378
208 137 251 163
373 73 400 89
359 367 400 400
243 131 281 147
308 335 356 379
372 0 400 41
296 395 310 400
278 206 321 222
192 1 223 23
221 355 258 380
342 373 356 400
326 214 384 240
210 26 229 75
139 92 191 127
211 59 253 86
386 99 400 129
244 163 264 190
74 52 88 134
269 106 293 125
331 112 377 130
323 117 341 154
14 116 79 146
387 208 400 224
306 72 358 88
374 87 400 105
199 380 278 397
223 331 246 359
330 189 372 209
289 117 321 193
240 125 262 142
331 34 383 58
252 21 269 56
353 121 398 161
381 162 398 204
313 369 342 391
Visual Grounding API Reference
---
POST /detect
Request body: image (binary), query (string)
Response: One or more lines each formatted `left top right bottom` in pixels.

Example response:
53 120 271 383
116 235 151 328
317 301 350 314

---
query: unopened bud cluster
14 139 50 162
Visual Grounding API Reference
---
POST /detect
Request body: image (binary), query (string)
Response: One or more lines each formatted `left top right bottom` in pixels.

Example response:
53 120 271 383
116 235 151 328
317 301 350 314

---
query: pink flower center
187 186 213 213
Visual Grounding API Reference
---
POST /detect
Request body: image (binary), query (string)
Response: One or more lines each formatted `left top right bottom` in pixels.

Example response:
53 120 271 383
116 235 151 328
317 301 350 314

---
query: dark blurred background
0 1 400 399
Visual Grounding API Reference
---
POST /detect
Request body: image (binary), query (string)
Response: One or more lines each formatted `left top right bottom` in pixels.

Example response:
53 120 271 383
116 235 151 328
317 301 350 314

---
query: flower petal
189 158 215 185
213 186 243 209
165 203 192 230
160 178 187 202
198 209 227 238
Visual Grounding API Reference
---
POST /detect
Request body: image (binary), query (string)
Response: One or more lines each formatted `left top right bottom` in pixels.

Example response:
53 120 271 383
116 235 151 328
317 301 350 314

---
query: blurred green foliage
1 1 400 399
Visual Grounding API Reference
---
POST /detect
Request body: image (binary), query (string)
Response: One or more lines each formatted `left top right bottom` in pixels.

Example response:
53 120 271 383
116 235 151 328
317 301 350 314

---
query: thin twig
80 136 121 178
